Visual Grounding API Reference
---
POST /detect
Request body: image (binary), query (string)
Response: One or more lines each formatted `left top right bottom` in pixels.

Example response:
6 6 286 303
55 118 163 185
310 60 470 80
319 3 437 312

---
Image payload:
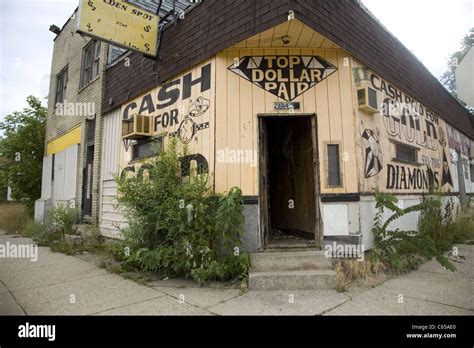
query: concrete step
249 269 337 290
250 250 331 272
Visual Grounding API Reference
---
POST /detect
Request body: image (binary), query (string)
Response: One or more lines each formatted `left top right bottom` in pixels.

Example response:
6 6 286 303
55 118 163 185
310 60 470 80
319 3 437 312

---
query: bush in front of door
115 139 249 286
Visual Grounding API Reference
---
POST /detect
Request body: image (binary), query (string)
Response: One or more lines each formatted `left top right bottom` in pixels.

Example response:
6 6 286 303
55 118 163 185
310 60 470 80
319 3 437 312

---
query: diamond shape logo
228 56 337 101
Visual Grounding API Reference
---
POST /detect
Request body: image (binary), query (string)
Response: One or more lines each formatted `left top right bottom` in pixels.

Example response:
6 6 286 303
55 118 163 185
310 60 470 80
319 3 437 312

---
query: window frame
131 137 164 162
470 160 474 183
324 142 343 188
391 140 420 165
80 40 100 89
55 65 68 105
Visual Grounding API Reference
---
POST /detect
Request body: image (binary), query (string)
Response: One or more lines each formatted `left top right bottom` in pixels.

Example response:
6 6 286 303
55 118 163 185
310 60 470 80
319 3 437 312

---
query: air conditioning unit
357 86 378 114
122 114 152 140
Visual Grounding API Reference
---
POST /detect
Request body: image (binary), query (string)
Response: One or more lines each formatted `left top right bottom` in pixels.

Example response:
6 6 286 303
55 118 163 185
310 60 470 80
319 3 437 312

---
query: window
55 66 68 104
51 154 55 182
395 143 417 164
132 137 163 161
107 45 128 65
80 40 101 88
327 144 341 187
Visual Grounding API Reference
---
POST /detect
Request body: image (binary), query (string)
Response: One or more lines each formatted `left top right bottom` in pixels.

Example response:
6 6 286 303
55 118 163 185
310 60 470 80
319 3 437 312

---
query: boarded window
327 144 341 187
55 66 68 104
132 137 163 161
396 143 417 163
80 40 100 88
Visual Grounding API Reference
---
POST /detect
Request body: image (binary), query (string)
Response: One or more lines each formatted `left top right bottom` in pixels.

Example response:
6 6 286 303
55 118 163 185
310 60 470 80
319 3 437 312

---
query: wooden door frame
257 113 321 249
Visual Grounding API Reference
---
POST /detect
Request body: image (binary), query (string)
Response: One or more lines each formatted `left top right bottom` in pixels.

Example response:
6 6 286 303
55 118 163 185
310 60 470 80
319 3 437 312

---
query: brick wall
46 10 108 222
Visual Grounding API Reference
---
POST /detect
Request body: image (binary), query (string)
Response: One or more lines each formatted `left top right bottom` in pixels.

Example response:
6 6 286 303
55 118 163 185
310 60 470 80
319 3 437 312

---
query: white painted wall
52 145 78 202
100 180 127 239
64 145 79 201
40 155 53 199
100 109 127 239
359 195 461 250
101 109 122 181
455 47 474 107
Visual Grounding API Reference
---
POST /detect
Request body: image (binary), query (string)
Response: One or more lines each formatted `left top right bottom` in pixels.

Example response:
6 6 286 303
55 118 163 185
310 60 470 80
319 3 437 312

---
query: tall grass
0 203 31 234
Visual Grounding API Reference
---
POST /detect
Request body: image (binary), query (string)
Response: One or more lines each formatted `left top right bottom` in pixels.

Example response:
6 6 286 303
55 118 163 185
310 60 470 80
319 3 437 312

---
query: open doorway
258 114 320 248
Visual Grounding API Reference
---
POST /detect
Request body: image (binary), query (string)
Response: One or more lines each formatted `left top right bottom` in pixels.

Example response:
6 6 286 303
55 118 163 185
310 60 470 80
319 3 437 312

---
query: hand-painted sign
169 97 210 144
228 56 337 101
77 0 159 56
362 129 382 178
445 123 471 157
120 153 209 180
122 64 211 119
355 65 456 193
121 63 212 149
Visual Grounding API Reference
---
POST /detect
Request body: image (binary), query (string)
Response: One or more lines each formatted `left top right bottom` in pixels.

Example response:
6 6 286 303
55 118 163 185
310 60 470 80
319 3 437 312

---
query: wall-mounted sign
77 0 159 56
228 56 337 101
121 63 212 148
274 102 301 110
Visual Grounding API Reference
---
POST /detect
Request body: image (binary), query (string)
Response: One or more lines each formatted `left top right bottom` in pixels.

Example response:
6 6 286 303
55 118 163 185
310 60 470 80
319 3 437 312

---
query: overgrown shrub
371 191 458 273
49 204 76 236
27 205 77 246
115 139 249 285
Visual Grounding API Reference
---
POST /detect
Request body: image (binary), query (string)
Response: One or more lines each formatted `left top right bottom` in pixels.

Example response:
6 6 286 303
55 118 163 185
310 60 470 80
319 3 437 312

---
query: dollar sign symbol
87 23 93 32
88 1 96 11
144 43 150 51
144 25 151 33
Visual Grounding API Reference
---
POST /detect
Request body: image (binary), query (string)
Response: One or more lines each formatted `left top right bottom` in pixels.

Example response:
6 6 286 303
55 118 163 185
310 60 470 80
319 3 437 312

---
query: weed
0 203 30 234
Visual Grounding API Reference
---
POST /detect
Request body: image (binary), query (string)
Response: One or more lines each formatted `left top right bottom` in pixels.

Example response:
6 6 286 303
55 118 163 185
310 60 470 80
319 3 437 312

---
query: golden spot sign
228 56 337 101
77 0 159 56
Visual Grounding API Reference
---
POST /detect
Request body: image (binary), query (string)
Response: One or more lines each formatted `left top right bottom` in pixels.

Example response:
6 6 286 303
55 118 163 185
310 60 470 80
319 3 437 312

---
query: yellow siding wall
214 48 358 196
46 126 81 155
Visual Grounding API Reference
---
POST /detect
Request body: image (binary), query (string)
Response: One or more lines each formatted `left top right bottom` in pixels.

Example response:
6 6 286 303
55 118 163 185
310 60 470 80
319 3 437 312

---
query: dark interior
266 117 316 242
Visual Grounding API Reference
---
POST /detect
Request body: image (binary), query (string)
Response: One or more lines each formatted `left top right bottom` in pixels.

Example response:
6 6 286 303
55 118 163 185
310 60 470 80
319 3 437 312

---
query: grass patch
333 257 386 292
0 203 31 234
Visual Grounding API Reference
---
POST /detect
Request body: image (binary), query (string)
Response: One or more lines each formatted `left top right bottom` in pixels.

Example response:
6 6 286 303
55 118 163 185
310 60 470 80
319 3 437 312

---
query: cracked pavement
0 230 472 315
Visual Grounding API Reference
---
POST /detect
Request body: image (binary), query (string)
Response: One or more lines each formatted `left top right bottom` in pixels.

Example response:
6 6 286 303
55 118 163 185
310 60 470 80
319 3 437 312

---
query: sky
0 0 473 121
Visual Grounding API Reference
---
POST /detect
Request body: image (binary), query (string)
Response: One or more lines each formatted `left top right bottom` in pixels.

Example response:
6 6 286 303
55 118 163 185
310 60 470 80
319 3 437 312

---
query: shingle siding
102 0 292 114
294 0 473 138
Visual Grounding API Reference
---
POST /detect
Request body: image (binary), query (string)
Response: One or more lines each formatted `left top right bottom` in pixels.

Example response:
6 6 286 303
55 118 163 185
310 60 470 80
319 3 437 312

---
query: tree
0 96 47 213
440 28 474 117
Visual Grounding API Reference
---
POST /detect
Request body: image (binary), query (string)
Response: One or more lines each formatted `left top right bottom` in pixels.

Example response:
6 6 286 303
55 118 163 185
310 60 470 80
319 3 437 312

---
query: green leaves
0 96 47 212
372 192 457 273
115 139 248 285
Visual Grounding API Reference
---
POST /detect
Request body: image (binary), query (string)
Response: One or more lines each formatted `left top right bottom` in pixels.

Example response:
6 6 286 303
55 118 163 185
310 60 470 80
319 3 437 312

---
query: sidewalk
0 230 472 315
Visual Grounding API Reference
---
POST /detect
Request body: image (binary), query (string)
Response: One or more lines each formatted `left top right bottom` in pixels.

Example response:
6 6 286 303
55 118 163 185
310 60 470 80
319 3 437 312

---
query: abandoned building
37 0 474 288
97 0 474 249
